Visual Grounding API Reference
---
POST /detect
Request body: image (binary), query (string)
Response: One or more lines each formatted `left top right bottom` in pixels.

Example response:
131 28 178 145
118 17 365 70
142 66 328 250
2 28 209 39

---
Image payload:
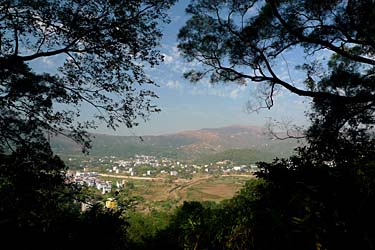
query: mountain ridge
51 125 301 160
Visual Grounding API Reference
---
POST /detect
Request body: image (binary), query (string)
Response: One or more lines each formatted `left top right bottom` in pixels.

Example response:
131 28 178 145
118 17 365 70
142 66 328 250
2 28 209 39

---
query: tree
0 143 82 249
0 0 175 151
178 0 374 124
306 51 375 158
177 1 375 249
249 141 375 250
0 142 136 249
0 1 176 248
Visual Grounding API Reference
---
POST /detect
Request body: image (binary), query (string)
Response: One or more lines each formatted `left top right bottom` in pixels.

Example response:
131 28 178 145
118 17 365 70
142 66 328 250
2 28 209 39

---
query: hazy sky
31 1 312 136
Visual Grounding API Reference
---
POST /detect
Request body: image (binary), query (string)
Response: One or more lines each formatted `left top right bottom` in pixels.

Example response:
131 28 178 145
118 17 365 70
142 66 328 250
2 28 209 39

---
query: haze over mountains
52 125 301 162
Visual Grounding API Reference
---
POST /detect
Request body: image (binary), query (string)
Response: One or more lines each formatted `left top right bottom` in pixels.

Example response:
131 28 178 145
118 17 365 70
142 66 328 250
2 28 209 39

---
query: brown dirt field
199 183 242 197
134 183 173 201
100 174 253 206
178 180 245 201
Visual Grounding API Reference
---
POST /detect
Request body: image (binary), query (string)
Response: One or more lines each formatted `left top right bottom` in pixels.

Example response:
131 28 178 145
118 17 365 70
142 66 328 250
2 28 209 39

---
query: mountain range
51 125 302 162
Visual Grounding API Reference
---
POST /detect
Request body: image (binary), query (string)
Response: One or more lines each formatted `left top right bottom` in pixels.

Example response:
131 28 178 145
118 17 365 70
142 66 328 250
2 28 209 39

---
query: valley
60 125 301 212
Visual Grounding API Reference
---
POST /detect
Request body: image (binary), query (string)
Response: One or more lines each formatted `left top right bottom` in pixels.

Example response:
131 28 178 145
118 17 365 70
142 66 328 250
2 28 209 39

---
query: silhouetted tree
0 143 82 249
72 204 130 250
175 1 375 249
0 0 175 151
0 1 176 249
178 0 375 113
251 141 375 250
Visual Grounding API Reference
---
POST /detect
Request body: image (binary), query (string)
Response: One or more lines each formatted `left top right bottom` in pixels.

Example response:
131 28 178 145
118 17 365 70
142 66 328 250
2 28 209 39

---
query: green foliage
127 210 172 248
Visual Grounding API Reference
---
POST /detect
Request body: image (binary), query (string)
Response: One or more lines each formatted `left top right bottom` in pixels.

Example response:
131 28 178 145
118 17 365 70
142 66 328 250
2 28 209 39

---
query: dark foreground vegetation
1 0 375 249
2 137 374 249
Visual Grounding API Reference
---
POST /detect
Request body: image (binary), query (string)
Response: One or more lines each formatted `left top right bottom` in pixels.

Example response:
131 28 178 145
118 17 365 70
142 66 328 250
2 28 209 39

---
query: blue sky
31 1 312 136
117 1 311 136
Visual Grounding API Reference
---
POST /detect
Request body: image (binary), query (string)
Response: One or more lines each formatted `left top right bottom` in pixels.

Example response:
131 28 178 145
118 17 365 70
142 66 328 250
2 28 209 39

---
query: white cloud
189 83 247 99
162 53 174 64
161 44 198 71
165 80 182 89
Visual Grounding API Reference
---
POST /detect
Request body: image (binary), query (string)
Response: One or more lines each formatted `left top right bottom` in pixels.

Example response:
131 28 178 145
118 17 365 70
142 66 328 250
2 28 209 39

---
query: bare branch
265 118 306 140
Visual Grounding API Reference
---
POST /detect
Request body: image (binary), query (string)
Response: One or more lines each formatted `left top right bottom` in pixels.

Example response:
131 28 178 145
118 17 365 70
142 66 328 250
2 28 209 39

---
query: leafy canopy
0 0 175 151
178 0 375 112
0 1 176 248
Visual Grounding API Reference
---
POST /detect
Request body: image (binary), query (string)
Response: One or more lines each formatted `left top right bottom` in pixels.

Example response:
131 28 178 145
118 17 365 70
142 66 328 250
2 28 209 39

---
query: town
66 154 259 194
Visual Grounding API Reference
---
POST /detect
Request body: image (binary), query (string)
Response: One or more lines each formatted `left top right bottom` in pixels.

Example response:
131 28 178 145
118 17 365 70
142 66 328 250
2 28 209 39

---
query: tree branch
210 8 375 104
267 0 375 66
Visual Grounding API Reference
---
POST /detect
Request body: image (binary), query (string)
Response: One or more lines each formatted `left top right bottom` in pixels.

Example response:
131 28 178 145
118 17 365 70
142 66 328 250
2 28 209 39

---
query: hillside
51 125 301 161
195 148 278 165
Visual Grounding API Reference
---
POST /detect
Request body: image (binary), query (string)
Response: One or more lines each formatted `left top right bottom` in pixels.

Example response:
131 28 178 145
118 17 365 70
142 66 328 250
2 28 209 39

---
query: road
98 173 255 182
98 173 164 181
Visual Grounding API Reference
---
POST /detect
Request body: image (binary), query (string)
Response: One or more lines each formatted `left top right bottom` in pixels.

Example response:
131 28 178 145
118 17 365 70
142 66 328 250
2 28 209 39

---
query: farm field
99 175 254 212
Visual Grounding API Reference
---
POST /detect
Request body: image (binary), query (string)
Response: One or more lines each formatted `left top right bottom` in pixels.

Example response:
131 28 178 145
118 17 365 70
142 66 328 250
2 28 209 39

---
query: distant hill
51 125 302 161
195 148 281 165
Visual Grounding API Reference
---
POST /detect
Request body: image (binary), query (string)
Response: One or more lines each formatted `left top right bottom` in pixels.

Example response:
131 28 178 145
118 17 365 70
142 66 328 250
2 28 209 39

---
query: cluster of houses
69 154 260 179
112 154 174 175
69 171 125 194
105 157 260 178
